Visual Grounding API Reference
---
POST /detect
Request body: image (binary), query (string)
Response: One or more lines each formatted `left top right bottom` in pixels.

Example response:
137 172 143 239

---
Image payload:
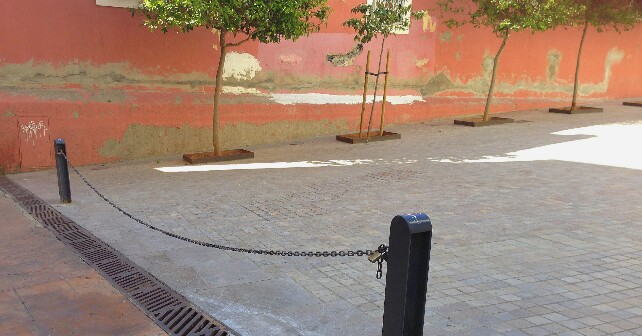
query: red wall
1 0 641 172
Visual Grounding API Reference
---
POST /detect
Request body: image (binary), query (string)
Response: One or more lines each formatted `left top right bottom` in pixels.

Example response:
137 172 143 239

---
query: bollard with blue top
54 139 71 203
382 213 432 336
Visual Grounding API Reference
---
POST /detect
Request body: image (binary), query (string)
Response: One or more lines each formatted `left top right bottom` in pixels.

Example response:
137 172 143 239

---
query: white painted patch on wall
95 0 138 8
269 93 424 105
20 121 48 146
223 52 262 81
222 86 265 95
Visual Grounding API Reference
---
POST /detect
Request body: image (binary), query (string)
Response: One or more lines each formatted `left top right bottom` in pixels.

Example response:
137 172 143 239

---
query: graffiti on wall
20 121 49 146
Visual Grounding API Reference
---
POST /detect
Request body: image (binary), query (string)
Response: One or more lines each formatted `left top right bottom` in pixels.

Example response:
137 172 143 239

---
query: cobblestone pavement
11 100 642 335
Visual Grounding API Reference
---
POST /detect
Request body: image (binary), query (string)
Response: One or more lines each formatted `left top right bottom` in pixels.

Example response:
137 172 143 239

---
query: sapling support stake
360 51 372 138
380 49 391 136
366 37 387 139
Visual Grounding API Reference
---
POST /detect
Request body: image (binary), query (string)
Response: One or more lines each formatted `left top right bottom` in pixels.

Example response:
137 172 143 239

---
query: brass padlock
368 251 383 263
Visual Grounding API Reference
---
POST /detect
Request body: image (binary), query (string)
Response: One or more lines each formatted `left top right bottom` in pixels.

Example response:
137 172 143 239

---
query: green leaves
564 0 641 32
437 0 640 36
344 0 425 44
137 0 331 46
437 0 569 37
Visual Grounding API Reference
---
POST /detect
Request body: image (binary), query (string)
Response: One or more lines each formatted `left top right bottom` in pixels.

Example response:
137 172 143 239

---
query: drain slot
0 176 232 336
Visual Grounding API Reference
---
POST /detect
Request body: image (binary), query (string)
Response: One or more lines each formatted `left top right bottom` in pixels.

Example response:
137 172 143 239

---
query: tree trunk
483 32 509 122
213 30 227 156
572 20 589 110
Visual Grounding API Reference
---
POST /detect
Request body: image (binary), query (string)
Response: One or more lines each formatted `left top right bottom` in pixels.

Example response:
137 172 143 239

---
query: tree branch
225 35 252 47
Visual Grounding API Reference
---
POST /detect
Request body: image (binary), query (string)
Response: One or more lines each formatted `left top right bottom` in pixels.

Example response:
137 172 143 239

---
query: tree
563 0 640 110
136 0 330 157
344 0 424 137
438 0 566 122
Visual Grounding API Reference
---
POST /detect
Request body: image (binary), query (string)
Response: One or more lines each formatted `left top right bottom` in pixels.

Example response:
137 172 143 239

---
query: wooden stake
359 51 371 138
380 49 390 136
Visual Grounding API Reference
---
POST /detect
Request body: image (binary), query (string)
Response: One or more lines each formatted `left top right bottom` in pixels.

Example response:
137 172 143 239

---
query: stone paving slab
10 100 642 335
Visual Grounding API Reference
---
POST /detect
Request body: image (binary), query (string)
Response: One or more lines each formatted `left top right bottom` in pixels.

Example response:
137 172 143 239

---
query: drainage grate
0 176 232 336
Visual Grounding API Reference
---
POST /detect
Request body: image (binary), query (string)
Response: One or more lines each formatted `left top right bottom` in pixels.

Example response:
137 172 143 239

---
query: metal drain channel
0 176 231 336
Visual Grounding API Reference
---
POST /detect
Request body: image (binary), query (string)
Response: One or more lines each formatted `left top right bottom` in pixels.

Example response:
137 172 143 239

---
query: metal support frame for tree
358 47 391 140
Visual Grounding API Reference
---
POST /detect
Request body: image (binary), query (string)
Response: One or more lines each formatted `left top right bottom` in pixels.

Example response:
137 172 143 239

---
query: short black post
54 139 71 203
382 213 432 336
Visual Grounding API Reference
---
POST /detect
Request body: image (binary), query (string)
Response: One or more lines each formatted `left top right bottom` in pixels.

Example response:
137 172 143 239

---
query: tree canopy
564 0 641 32
438 0 569 36
138 0 331 45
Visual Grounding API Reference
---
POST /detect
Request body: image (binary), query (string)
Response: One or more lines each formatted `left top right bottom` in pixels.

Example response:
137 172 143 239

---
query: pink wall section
1 0 641 172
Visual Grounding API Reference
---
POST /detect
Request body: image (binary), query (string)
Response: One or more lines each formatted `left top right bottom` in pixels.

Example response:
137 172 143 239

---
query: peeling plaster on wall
416 58 430 67
222 52 262 81
99 124 210 159
423 47 626 98
578 48 624 96
269 93 424 105
547 50 562 82
95 0 138 8
439 32 452 43
98 120 349 159
72 110 80 119
0 60 213 90
3 111 15 117
326 43 364 67
422 15 437 33
481 52 494 78
4 88 87 102
222 120 349 147
279 53 303 65
421 72 455 96
222 86 265 95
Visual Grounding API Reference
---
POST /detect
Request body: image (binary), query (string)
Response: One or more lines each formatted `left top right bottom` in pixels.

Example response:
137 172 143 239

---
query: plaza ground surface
7 100 642 335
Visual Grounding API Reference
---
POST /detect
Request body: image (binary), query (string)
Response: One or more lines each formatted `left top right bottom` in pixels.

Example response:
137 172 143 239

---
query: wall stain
421 47 625 97
547 50 562 82
1 47 625 104
439 32 452 43
98 120 349 160
0 60 213 91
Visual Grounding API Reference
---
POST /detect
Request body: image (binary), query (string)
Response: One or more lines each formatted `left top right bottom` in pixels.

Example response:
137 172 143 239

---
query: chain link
58 151 379 258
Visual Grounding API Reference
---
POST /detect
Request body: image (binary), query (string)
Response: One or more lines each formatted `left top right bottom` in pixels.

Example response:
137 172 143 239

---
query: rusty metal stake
379 49 391 136
359 50 371 138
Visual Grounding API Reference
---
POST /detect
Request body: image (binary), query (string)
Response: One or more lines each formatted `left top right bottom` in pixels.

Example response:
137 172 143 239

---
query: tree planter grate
183 149 254 164
549 106 603 114
0 176 232 336
454 117 515 127
623 101 642 107
336 131 401 144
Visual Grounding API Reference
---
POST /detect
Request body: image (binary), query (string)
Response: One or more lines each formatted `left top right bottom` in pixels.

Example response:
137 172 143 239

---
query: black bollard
54 139 71 203
382 213 432 336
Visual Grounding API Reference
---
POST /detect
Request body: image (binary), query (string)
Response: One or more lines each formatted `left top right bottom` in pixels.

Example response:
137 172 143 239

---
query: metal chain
58 151 379 258
375 244 388 279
